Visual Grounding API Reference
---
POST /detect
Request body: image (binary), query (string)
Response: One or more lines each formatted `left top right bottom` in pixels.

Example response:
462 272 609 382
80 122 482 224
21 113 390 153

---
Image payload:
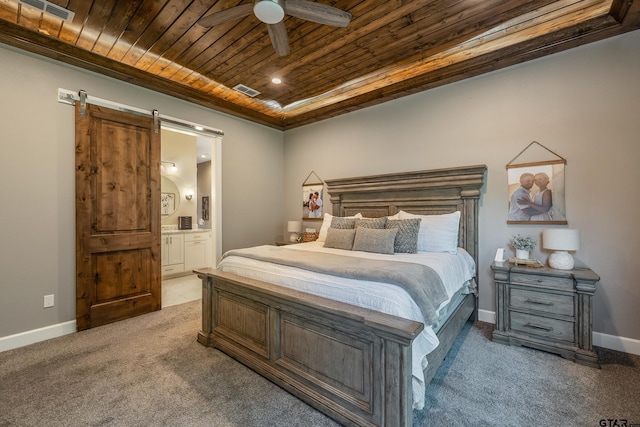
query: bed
195 164 487 427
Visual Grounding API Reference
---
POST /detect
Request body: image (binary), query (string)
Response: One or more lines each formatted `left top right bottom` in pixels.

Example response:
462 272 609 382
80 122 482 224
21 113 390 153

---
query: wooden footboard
196 268 425 427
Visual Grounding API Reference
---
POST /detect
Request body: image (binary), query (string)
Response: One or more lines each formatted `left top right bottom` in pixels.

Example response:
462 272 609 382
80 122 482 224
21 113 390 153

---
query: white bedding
217 241 476 409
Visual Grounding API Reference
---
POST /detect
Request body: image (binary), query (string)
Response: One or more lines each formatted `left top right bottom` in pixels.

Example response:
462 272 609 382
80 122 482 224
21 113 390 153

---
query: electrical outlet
44 294 54 308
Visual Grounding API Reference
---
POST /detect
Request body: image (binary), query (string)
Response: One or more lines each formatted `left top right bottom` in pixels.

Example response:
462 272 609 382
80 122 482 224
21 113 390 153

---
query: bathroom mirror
161 175 180 217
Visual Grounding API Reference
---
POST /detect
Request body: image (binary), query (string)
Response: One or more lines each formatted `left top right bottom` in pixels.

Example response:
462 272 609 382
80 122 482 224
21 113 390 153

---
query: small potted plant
509 234 536 260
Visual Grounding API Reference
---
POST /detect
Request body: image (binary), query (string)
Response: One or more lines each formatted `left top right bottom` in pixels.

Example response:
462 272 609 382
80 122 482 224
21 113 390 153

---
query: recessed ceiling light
272 78 282 84
195 126 203 131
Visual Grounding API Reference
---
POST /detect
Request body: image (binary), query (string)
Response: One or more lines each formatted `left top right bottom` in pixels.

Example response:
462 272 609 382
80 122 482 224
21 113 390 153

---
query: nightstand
491 261 600 368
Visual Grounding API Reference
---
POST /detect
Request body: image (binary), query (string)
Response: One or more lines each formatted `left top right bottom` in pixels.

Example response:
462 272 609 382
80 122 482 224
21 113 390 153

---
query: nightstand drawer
510 272 573 290
510 312 574 343
510 288 574 317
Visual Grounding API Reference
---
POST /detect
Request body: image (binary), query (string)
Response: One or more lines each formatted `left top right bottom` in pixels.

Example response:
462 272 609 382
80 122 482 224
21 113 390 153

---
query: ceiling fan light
254 0 284 24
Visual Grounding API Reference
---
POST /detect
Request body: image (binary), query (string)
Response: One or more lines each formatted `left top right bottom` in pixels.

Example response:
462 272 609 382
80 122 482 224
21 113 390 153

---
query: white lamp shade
287 221 302 233
542 229 580 251
254 0 284 24
543 229 580 270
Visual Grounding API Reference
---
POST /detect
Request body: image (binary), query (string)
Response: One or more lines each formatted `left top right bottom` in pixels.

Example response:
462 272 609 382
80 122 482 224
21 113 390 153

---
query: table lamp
542 229 580 270
287 220 302 242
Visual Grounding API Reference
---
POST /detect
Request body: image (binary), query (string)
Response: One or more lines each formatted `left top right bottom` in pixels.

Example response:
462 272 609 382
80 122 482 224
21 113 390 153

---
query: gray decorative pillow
385 218 421 253
330 217 356 229
323 228 356 250
355 217 387 229
352 227 398 255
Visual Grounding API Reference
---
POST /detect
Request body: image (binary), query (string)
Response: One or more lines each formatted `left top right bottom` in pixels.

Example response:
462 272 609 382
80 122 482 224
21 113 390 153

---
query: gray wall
0 43 283 338
283 31 640 342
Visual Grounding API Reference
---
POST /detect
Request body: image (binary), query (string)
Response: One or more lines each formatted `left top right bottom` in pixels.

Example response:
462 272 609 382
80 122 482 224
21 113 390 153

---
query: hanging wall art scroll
506 141 568 225
302 171 324 221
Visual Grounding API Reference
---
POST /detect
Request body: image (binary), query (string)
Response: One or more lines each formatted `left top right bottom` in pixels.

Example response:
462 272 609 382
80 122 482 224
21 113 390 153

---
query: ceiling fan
197 0 352 56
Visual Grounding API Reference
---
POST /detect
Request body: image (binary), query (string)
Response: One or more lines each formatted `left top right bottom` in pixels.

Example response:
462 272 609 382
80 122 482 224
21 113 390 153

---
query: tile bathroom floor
162 274 201 308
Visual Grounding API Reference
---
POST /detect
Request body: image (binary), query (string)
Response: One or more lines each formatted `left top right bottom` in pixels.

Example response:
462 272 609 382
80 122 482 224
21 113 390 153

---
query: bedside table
491 261 600 368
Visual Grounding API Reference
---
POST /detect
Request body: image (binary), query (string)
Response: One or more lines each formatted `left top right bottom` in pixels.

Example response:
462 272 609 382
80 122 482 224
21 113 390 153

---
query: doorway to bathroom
160 125 222 307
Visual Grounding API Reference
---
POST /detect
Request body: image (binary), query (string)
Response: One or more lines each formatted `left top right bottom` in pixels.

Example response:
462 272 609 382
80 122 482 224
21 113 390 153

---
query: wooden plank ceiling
0 0 638 130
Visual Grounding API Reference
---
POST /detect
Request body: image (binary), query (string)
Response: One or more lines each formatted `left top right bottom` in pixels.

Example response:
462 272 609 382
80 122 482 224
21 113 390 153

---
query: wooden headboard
325 164 487 269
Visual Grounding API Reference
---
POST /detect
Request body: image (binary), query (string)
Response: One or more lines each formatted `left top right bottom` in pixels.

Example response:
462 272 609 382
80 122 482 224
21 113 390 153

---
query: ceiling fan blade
285 0 351 27
267 21 290 56
197 3 253 27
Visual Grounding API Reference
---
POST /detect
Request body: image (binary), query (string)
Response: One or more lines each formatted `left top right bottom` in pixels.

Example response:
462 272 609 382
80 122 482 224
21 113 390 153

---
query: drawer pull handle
524 323 553 332
525 298 553 306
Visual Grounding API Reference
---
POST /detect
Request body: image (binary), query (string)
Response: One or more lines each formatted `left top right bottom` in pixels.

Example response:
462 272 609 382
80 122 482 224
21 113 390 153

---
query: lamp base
289 233 299 242
548 251 574 270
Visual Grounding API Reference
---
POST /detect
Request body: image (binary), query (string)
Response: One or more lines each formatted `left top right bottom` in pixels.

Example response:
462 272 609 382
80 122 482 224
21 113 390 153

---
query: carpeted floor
0 300 638 427
418 322 640 426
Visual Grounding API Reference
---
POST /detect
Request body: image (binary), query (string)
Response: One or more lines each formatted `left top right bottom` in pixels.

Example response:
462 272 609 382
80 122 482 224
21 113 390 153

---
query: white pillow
317 212 362 242
398 211 461 254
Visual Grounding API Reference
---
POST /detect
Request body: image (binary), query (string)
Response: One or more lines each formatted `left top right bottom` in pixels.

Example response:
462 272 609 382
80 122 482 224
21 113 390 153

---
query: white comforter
217 241 476 409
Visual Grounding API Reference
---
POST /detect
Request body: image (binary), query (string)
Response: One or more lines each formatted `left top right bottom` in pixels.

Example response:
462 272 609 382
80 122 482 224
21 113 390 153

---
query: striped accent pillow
355 217 387 229
331 216 357 229
385 218 421 253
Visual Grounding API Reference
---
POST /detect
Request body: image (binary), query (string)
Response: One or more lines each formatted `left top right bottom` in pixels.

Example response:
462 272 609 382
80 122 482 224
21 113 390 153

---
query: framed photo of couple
507 160 568 224
302 183 324 220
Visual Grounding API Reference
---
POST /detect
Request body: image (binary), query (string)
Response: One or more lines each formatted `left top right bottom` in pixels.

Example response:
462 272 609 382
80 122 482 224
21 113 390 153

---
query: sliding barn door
75 103 161 331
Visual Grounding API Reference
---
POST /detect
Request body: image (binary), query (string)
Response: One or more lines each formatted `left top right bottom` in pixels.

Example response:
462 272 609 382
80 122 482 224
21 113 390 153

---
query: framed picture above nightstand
491 261 600 368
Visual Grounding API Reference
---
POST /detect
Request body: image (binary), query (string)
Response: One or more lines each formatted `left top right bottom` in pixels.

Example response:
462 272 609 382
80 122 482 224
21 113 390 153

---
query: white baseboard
478 309 495 324
0 320 76 353
593 332 640 356
476 310 640 356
